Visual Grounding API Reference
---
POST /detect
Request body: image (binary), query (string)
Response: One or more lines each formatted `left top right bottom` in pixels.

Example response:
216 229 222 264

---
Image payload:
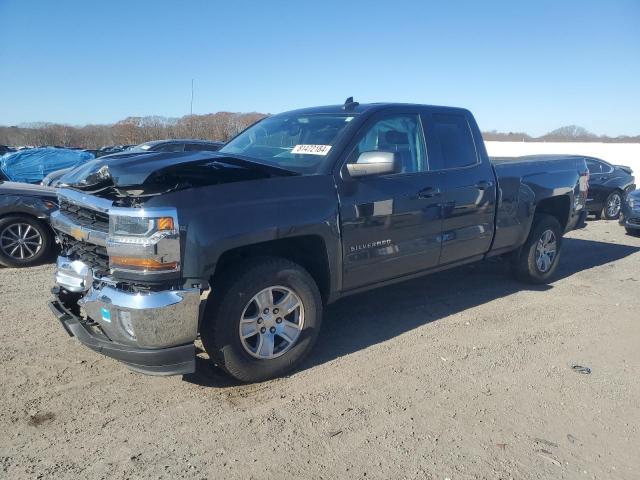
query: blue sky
1 0 639 136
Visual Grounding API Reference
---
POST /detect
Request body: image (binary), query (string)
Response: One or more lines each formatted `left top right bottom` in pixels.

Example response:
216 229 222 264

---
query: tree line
1 114 638 149
0 112 267 149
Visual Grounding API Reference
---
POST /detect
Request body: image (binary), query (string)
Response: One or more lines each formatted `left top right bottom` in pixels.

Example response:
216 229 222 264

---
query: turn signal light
157 217 174 231
110 256 178 271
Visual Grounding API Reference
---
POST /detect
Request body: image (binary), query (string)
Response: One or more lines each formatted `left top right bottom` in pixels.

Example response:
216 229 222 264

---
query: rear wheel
602 191 622 220
0 215 53 268
512 214 562 284
201 257 323 382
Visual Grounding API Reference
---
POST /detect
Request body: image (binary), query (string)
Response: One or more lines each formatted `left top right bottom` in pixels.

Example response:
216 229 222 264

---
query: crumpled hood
0 181 57 198
60 151 295 190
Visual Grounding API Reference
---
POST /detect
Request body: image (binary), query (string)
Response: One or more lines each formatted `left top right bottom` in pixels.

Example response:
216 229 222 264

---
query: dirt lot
0 220 638 480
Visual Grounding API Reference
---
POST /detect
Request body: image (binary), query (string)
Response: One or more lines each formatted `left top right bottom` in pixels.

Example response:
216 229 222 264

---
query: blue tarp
0 148 94 184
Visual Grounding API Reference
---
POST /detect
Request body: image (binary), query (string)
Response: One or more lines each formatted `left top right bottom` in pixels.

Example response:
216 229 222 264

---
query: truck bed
489 154 588 255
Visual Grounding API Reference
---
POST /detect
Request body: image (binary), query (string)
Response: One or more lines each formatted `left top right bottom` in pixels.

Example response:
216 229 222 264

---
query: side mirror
346 151 397 178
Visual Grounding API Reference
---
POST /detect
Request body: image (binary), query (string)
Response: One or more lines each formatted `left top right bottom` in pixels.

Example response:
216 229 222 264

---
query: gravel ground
1 219 639 480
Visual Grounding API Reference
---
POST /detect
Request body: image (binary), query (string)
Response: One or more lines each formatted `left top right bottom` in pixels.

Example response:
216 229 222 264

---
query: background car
42 139 224 187
127 138 224 153
0 181 58 267
619 189 640 236
584 156 635 219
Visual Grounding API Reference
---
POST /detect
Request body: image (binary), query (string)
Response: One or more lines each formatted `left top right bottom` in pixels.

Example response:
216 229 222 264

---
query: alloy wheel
0 223 43 261
238 286 304 360
606 193 622 218
535 229 557 273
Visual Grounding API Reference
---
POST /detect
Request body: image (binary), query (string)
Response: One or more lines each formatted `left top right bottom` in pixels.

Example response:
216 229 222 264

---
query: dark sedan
619 189 640 236
127 138 224 153
0 181 58 267
584 156 635 219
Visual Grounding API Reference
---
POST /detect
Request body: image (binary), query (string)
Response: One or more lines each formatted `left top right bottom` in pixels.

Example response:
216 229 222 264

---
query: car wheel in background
602 191 623 220
0 215 53 268
512 214 562 284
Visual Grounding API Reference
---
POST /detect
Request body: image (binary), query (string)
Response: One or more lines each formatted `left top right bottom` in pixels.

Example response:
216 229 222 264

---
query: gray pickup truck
49 100 589 382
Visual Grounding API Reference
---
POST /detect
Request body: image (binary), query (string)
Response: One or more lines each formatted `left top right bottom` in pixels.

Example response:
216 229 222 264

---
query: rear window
425 113 478 170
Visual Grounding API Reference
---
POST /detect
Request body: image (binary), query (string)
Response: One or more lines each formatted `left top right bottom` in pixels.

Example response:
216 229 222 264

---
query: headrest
383 130 409 145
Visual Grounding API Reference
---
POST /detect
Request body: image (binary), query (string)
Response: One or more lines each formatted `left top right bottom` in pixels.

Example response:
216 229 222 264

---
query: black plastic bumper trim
49 299 195 376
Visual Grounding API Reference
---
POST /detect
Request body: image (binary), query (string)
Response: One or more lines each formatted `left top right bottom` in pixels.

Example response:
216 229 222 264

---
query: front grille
60 200 109 233
60 233 110 276
628 217 640 226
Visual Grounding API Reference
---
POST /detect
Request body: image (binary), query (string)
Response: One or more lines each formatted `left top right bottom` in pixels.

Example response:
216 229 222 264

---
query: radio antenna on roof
343 96 359 111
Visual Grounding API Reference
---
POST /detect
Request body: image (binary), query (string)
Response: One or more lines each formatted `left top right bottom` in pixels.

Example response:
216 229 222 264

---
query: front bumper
49 294 196 375
620 210 640 230
52 255 201 375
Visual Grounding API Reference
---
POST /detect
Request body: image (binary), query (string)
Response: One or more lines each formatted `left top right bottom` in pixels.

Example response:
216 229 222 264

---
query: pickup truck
49 100 589 382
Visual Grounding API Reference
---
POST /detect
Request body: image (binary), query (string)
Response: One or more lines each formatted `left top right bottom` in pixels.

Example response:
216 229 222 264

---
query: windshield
128 142 155 152
219 114 355 174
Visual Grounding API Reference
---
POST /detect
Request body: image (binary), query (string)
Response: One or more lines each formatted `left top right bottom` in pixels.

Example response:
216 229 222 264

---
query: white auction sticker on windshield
291 144 332 155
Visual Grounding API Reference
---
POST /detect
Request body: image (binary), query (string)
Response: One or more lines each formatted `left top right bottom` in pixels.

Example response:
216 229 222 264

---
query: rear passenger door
422 111 497 265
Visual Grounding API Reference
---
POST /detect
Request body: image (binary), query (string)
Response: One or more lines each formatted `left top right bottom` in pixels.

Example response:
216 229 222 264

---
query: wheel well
535 195 570 230
211 236 331 302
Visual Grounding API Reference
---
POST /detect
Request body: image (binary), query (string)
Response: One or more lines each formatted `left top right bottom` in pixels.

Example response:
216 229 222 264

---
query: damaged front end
50 151 296 374
50 187 200 375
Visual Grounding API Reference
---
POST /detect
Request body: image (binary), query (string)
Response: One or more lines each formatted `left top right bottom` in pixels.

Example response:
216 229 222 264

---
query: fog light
118 310 136 339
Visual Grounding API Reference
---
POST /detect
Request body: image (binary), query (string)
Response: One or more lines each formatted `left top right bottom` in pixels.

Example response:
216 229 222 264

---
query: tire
201 257 323 382
602 191 623 220
512 214 562 284
593 211 602 220
0 215 53 268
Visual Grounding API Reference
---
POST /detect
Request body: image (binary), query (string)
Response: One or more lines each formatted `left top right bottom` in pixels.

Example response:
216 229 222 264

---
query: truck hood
0 181 57 198
60 151 297 195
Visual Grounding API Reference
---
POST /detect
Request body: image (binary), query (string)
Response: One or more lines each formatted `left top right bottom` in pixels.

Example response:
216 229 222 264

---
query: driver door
336 112 444 291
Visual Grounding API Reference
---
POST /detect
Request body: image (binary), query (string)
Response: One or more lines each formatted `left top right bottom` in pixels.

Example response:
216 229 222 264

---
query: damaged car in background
49 100 589 382
0 181 58 267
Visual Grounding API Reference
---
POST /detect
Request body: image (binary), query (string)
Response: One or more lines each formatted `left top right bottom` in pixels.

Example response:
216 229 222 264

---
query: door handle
417 187 441 199
475 180 493 190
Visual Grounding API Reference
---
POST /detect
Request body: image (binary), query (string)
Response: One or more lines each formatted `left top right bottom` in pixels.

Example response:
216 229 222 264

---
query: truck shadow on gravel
186 238 638 387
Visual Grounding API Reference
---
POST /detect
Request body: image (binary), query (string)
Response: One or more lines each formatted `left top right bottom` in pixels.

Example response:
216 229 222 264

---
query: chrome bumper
55 256 93 293
77 284 201 348
55 256 200 349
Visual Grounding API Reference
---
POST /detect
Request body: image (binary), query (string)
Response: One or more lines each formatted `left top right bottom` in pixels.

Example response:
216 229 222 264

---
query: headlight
106 208 180 273
110 215 175 239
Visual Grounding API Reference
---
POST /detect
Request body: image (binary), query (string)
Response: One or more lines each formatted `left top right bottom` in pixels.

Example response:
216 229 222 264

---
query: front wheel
512 214 562 284
201 257 323 382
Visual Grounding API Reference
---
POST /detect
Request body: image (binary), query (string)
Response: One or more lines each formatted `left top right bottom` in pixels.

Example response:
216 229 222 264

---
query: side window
185 143 220 152
155 143 184 153
599 161 613 174
424 113 478 170
585 159 602 174
348 114 427 174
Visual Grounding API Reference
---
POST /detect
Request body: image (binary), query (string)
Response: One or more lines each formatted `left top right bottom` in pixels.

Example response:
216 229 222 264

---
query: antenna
343 96 359 111
190 79 194 136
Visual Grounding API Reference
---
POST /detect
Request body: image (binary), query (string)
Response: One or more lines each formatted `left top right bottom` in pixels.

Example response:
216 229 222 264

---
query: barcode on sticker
291 144 332 155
